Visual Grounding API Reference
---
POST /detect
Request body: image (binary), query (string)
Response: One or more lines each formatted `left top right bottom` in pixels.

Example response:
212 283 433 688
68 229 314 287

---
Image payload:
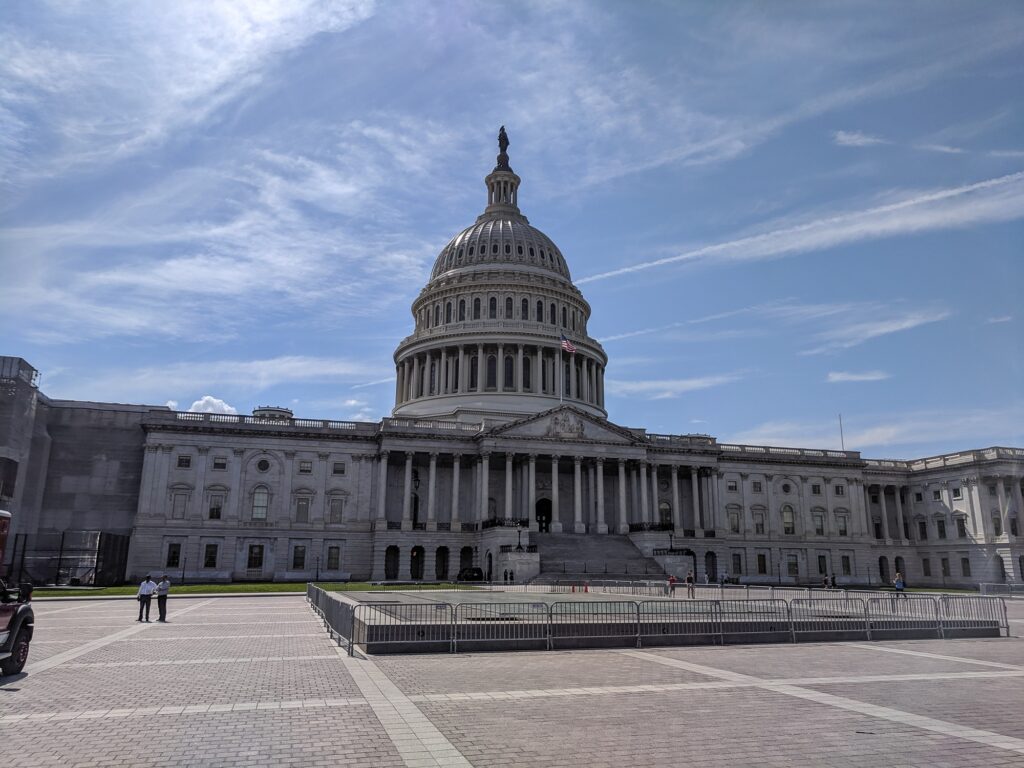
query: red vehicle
0 510 34 676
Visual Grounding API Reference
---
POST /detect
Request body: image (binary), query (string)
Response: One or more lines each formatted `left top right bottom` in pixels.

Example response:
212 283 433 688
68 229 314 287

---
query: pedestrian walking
156 575 171 622
137 575 156 622
667 574 677 596
829 573 837 589
893 571 907 599
685 570 696 599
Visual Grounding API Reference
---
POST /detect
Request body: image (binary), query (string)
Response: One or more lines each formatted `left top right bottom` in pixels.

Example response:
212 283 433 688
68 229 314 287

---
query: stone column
532 348 541 394
861 482 873 537
450 454 461 529
670 466 681 530
596 459 607 533
426 453 438 530
689 466 700 532
551 455 562 533
376 451 389 524
401 452 414 530
476 343 484 392
709 470 720 531
639 461 650 524
740 473 751 537
1012 480 1024 538
764 474 774 538
411 356 420 399
894 485 906 541
613 460 625 533
192 447 209 520
504 453 514 520
878 485 891 540
569 357 577 400
439 349 448 395
528 455 537 531
572 457 584 532
458 347 466 392
480 453 490 522
649 462 659 524
497 343 505 391
517 346 524 393
995 478 1009 537
967 477 985 539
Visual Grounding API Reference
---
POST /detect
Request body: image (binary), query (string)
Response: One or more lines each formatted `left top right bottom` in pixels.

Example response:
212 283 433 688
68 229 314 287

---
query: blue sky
2 1 1022 459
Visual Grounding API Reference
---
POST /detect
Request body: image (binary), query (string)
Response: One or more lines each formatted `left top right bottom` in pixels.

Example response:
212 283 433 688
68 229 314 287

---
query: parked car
0 578 33 676
456 567 485 582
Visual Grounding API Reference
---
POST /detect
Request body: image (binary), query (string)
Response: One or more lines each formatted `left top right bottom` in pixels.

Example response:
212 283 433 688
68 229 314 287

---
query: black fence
7 531 129 586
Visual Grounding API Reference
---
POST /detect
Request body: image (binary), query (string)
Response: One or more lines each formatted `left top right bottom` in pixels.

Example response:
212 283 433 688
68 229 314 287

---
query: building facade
2 133 1022 587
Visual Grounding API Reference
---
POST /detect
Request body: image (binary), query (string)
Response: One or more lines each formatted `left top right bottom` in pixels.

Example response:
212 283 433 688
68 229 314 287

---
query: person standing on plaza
156 575 171 622
685 570 695 599
667 574 677 596
136 575 157 622
893 571 907 599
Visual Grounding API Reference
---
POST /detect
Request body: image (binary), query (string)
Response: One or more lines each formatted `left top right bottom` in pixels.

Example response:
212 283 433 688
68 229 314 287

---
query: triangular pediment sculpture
486 405 643 445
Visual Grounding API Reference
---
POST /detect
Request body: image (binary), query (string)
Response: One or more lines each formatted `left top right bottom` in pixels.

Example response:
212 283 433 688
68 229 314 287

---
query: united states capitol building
2 131 1022 588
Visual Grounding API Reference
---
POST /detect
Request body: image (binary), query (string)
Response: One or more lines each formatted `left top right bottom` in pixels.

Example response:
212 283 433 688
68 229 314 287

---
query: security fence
307 585 1009 656
980 583 1024 597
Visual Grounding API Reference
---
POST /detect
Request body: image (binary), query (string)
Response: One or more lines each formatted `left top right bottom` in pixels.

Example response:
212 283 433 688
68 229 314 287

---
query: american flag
560 332 577 354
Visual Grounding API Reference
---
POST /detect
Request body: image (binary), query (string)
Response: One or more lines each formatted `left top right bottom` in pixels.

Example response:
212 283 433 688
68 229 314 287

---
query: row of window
725 479 846 496
725 507 849 537
169 489 346 523
436 237 565 275
404 354 599 402
165 542 342 571
175 455 346 476
418 295 585 333
921 556 973 578
741 552 854 577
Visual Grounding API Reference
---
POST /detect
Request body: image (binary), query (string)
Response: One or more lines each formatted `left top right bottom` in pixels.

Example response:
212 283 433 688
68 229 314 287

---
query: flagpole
838 413 845 451
558 347 563 403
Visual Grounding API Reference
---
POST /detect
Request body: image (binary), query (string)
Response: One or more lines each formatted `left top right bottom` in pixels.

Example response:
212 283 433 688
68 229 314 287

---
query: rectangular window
247 545 264 570
212 457 227 470
757 553 767 574
811 484 821 495
208 494 223 520
754 513 764 535
932 490 942 501
988 485 997 496
296 497 310 524
252 489 269 520
922 558 931 577
332 462 346 476
956 518 967 538
172 493 187 520
838 516 848 536
728 512 740 533
328 498 343 524
165 542 181 568
817 554 827 575
960 557 971 577
871 494 879 505
1012 518 1019 537
176 455 191 469
299 460 313 474
841 555 851 575
952 487 962 499
731 553 742 574
918 520 928 540
782 508 795 535
941 557 950 577
874 520 883 539
937 519 947 539
727 480 737 492
992 515 1002 537
203 544 218 568
752 481 763 493
292 545 306 570
914 492 923 502
787 554 799 576
813 514 824 536
834 484 845 497
327 546 340 570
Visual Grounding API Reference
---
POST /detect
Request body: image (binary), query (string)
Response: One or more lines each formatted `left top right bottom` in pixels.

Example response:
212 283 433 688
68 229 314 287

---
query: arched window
516 244 523 255
445 302 452 323
468 245 474 256
456 247 463 261
489 297 497 319
521 298 529 319
536 300 543 321
561 307 567 327
504 355 514 389
782 505 795 535
523 358 531 390
473 298 481 320
549 303 556 325
571 312 576 331
470 356 479 389
504 243 511 254
658 501 672 525
429 362 436 395
433 305 440 326
486 355 497 389
252 487 269 520
505 297 513 318
491 243 498 254
458 299 466 321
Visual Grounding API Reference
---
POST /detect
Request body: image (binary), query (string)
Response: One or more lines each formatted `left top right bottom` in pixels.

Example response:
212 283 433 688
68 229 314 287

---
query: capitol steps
531 532 665 581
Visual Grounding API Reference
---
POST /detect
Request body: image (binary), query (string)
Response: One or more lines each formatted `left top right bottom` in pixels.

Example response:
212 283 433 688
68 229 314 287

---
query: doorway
878 555 890 584
435 547 449 581
384 545 399 580
535 498 553 533
459 546 474 571
410 546 424 580
704 551 718 582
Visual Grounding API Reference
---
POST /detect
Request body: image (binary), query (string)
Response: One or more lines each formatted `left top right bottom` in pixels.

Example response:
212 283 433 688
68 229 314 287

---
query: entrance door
535 498 553 533
704 551 717 582
878 556 890 584
460 546 474 571
384 546 400 580
435 547 449 580
410 546 424 580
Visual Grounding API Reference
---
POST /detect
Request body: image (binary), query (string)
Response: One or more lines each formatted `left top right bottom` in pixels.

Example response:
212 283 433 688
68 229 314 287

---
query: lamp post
669 532 674 552
516 521 524 551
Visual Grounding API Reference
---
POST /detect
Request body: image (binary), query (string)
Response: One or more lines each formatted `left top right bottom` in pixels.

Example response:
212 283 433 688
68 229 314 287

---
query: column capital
739 472 749 479
573 456 583 465
480 451 491 460
595 457 604 466
528 453 538 461
197 446 210 455
318 452 330 460
551 454 560 463
428 452 438 460
378 450 389 459
404 451 415 460
232 448 245 456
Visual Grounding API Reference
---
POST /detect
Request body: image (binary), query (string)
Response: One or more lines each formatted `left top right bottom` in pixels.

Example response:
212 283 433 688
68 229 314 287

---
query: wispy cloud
803 308 950 355
351 377 397 390
826 370 890 383
833 130 889 147
605 373 745 400
915 143 966 154
985 315 1013 324
579 171 1024 284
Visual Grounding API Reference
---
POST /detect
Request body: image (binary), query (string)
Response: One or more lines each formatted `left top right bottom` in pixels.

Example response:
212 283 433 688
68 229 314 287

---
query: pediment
487 406 642 445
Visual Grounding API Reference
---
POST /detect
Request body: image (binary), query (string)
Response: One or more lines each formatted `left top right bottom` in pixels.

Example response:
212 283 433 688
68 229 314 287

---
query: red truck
0 510 34 676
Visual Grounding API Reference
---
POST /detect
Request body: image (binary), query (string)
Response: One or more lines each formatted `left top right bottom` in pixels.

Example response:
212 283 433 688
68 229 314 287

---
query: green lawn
33 581 478 598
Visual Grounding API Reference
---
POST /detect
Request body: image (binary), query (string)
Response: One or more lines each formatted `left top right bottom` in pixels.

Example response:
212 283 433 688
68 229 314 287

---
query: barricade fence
307 584 1009 655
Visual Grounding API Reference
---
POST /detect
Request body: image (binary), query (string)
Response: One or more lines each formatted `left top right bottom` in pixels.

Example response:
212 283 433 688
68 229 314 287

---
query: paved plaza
1 595 1022 767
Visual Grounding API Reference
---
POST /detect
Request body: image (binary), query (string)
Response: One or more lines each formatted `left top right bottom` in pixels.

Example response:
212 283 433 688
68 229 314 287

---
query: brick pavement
1 594 1021 766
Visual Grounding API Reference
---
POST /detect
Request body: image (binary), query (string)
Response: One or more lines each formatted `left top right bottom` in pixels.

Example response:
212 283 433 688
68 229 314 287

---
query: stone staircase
531 532 665 581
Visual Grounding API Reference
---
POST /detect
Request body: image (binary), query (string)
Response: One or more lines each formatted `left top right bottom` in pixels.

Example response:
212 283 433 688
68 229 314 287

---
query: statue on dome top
498 125 509 154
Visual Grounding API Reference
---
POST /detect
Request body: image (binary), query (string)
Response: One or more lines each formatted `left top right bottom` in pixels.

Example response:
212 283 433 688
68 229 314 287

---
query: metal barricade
351 602 455 653
718 599 792 643
639 600 720 645
453 602 550 651
790 597 868 641
772 587 811 602
866 596 941 639
307 584 356 653
721 584 750 600
550 601 640 649
939 596 1009 637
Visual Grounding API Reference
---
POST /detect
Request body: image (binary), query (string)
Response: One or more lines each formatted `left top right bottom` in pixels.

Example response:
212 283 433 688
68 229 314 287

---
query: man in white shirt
136 575 157 622
155 576 171 622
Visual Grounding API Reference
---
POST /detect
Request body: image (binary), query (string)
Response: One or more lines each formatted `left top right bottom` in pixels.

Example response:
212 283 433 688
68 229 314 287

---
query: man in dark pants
136 575 156 622
156 575 171 622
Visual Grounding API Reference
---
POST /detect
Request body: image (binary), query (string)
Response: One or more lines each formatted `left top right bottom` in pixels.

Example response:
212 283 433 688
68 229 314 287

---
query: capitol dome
392 128 607 422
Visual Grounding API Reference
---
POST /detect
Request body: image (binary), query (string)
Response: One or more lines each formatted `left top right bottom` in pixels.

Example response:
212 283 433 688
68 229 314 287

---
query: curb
33 592 307 602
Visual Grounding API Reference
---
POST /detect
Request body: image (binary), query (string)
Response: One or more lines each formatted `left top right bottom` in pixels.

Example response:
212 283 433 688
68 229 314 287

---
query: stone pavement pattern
0 595 1021 767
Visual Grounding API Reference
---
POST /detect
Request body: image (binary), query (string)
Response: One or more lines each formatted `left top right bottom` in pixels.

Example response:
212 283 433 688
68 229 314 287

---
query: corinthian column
551 455 562 533
596 459 607 533
573 457 584 533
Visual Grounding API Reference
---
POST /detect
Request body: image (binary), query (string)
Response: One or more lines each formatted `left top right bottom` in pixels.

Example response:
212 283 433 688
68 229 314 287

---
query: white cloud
986 315 1013 324
915 143 965 154
803 308 950 355
165 400 179 410
826 370 890 383
833 130 889 147
187 395 238 415
351 377 398 389
605 373 745 400
578 171 1024 284
989 149 1024 158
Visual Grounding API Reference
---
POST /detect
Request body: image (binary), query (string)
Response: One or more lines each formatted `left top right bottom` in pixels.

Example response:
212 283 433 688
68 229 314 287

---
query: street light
516 520 524 551
669 532 674 552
